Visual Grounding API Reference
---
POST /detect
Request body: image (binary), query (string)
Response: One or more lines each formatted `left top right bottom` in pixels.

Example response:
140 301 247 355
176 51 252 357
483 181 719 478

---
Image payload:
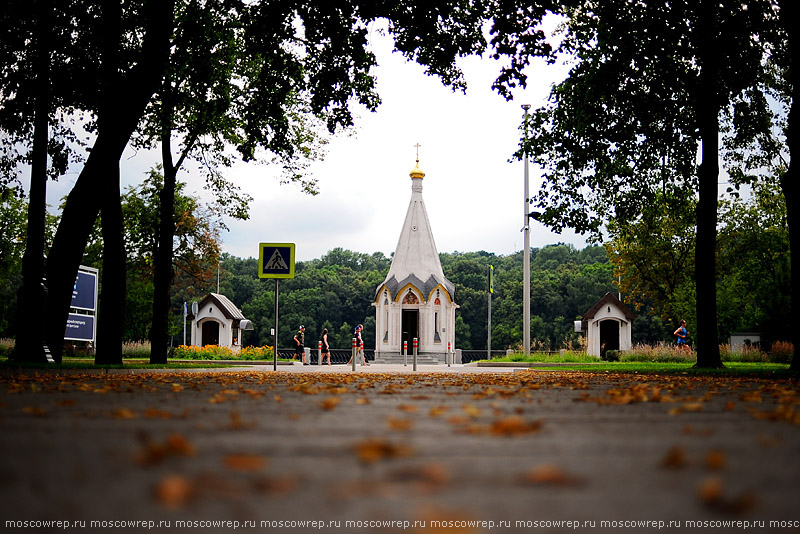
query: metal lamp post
521 104 531 358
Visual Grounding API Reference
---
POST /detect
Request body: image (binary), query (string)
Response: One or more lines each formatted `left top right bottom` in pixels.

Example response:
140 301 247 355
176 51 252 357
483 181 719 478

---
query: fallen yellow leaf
224 454 267 471
352 439 412 465
154 475 195 508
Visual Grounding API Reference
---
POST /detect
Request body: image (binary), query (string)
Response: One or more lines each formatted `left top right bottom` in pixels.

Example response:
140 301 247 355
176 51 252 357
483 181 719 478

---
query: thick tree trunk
93 0 125 365
693 0 722 368
779 0 799 372
14 0 53 363
150 123 177 364
96 164 126 364
44 0 175 361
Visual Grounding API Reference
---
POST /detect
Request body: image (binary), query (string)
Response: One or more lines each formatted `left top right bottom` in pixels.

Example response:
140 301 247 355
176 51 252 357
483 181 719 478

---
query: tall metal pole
487 265 493 360
183 302 187 346
274 279 279 371
522 104 531 357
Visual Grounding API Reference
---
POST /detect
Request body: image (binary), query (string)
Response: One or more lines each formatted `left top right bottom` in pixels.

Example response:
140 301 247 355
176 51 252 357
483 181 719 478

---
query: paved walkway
0 365 798 532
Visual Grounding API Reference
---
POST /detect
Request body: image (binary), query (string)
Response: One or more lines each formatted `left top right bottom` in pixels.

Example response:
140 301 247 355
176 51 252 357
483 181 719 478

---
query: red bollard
318 340 323 366
403 340 408 367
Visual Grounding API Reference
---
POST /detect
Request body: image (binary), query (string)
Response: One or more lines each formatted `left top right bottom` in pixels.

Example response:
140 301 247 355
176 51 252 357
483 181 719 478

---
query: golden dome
409 159 425 179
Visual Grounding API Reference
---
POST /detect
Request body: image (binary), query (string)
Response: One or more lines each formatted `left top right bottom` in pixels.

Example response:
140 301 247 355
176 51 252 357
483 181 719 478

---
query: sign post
487 264 493 361
183 302 187 347
65 266 98 346
258 243 296 371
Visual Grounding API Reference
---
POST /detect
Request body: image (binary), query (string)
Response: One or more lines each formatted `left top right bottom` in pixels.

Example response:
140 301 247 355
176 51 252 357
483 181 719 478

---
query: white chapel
372 157 458 363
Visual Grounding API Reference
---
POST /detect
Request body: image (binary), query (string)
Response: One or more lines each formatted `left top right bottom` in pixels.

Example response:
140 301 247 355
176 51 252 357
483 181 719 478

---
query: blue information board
258 243 295 279
71 270 98 311
65 313 95 342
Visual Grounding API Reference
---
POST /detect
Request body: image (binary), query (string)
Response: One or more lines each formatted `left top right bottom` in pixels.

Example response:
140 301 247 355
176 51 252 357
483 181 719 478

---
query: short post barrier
403 340 408 367
318 340 322 367
447 342 452 367
413 337 418 372
351 337 357 372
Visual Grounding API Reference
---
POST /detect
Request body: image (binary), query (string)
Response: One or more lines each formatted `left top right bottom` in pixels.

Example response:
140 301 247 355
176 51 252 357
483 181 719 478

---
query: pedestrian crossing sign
258 243 295 279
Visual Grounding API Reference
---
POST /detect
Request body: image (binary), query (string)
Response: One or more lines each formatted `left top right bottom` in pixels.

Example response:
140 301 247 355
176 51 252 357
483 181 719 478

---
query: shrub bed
171 345 275 361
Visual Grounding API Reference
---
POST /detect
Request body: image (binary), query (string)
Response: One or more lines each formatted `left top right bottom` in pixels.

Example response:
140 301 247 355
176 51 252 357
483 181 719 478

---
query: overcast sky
32 18 588 263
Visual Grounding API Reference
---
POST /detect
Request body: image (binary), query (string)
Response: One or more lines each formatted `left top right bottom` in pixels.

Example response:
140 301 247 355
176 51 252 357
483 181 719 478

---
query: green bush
768 341 793 364
603 350 619 362
620 343 696 363
122 341 151 359
171 345 275 361
720 343 766 363
490 351 599 363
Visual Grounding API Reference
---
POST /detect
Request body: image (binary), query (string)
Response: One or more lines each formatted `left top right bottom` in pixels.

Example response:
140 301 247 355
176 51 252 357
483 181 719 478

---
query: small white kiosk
582 293 634 358
189 293 252 351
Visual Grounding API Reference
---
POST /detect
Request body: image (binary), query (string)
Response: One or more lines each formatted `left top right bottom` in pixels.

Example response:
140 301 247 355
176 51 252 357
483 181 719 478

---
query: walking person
320 328 331 365
293 325 307 364
347 324 368 366
674 320 690 353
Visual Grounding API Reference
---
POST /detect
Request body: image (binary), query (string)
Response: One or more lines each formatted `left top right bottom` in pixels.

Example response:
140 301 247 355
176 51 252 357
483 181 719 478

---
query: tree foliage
519 0 781 367
607 179 791 349
2 0 561 363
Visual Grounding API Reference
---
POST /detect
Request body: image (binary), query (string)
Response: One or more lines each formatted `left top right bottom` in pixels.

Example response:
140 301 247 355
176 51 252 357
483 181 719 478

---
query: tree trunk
43 0 175 361
693 0 723 368
779 0 799 372
96 164 126 364
93 0 125 365
14 0 53 363
150 98 177 364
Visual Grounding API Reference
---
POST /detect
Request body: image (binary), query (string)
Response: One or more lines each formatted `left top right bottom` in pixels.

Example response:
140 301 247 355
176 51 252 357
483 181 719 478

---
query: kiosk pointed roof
377 158 455 301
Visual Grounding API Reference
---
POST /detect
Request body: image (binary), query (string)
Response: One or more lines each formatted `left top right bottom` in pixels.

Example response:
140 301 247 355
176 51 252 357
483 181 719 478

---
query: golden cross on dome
414 143 421 161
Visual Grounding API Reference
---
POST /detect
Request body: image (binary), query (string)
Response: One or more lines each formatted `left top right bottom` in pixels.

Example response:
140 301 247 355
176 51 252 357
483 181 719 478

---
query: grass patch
527 361 794 378
487 351 599 363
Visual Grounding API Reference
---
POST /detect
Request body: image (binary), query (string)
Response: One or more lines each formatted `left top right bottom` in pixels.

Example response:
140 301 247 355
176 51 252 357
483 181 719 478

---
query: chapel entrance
202 321 220 347
402 310 419 351
599 319 619 358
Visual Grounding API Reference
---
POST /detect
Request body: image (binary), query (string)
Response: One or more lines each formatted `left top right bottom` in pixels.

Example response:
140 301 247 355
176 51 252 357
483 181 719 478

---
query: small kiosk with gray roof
189 293 253 351
580 293 635 359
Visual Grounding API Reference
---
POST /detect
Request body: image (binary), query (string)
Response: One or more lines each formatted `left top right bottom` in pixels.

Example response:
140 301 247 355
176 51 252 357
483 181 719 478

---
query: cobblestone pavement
1 364 798 533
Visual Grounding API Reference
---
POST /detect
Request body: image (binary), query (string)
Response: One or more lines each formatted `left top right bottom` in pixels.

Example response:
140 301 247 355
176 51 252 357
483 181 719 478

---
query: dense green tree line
216 245 618 351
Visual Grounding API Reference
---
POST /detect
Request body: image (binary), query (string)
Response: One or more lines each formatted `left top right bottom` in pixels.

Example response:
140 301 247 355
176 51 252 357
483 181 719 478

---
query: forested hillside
218 245 622 351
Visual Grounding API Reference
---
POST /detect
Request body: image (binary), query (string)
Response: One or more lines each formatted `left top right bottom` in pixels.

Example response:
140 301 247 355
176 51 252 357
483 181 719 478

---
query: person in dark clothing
320 328 331 365
293 325 307 364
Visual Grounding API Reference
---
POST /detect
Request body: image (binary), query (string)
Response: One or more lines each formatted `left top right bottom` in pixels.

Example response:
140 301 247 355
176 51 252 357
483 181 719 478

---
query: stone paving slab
0 366 798 533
